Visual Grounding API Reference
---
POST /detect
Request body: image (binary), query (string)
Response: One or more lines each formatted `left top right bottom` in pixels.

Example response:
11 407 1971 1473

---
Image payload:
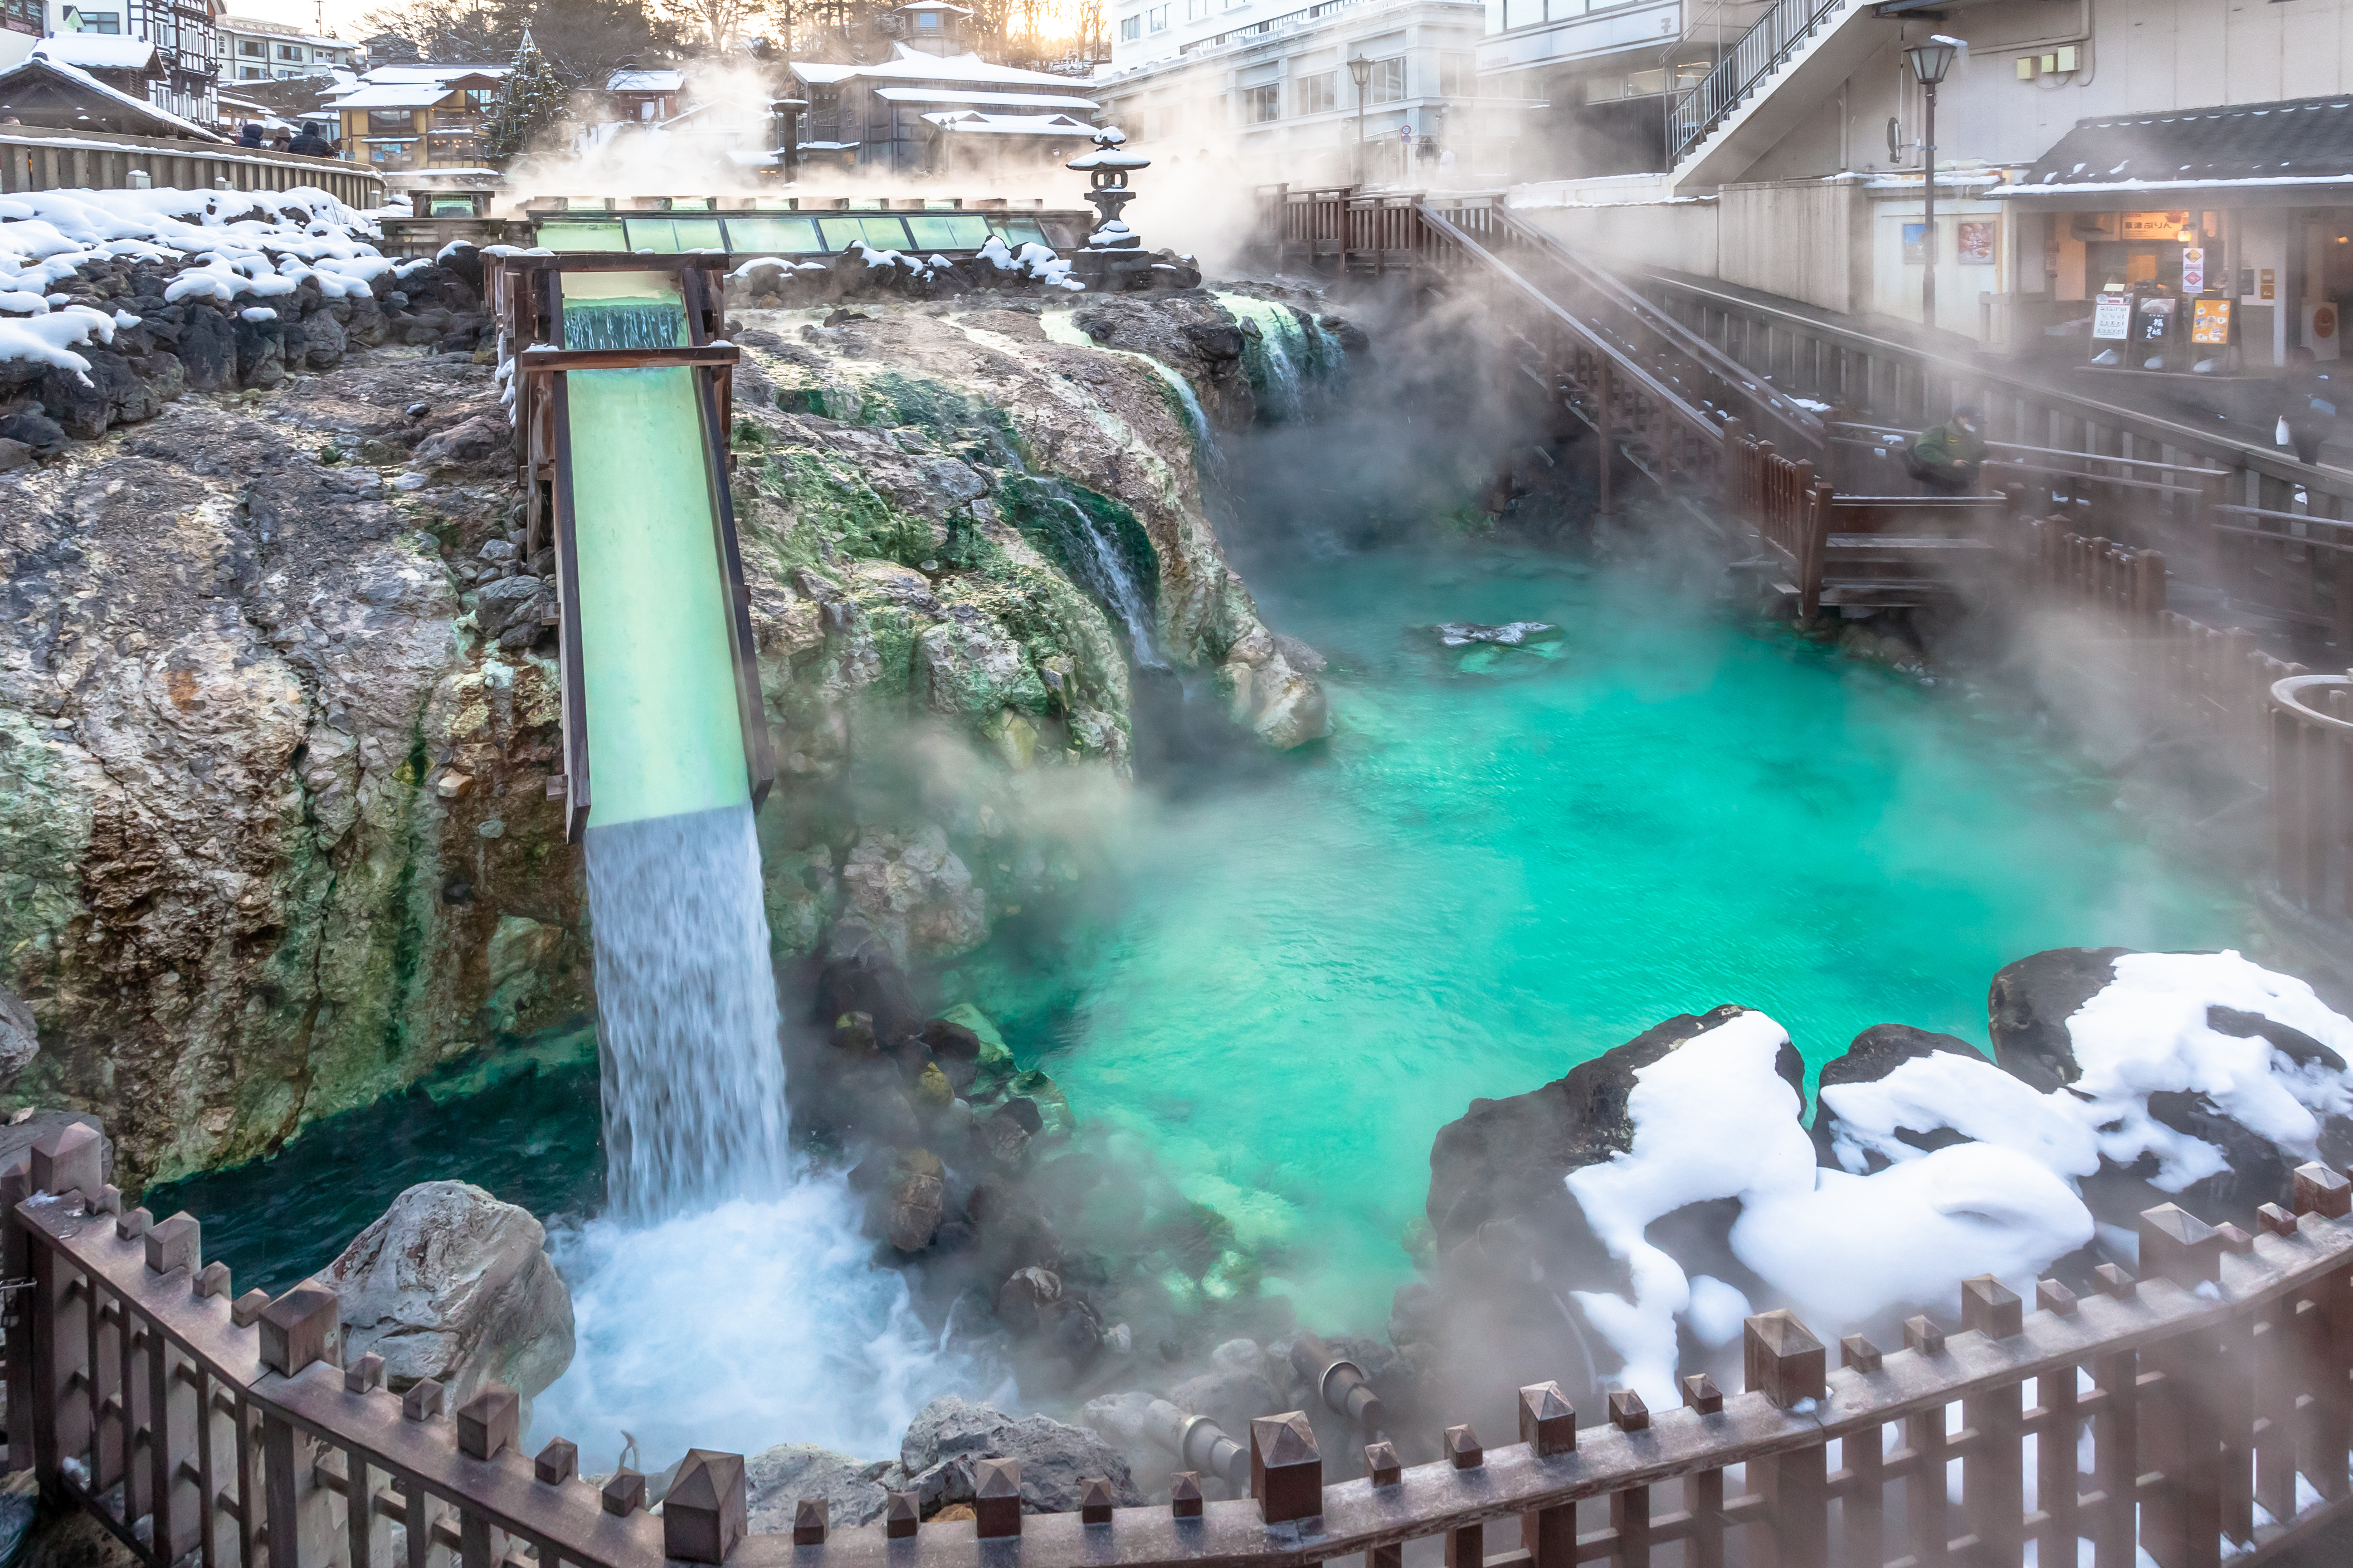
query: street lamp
1905 37 1958 331
1348 54 1372 189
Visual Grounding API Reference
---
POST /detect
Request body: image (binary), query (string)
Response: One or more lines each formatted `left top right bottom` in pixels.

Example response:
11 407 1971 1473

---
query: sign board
2121 210 2190 241
2136 295 2176 344
2263 268 2277 300
2091 293 2132 340
2192 297 2232 345
1399 125 1414 143
2181 247 2205 293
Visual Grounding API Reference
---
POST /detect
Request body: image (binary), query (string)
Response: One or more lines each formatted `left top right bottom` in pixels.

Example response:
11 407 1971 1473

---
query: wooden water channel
13 1117 2353 1568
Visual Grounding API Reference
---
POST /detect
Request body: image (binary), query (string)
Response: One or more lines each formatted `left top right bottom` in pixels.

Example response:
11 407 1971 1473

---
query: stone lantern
1067 128 1156 290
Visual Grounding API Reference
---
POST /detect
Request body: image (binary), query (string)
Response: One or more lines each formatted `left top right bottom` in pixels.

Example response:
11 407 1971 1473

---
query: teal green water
154 534 2245 1340
951 536 2249 1334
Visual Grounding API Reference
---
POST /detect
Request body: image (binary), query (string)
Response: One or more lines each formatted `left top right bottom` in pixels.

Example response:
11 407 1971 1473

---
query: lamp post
1348 54 1372 189
1905 37 1957 331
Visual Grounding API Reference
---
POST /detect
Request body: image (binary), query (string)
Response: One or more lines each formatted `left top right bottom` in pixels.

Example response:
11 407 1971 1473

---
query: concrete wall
1735 0 2353 189
1511 189 1717 278
1717 177 1867 314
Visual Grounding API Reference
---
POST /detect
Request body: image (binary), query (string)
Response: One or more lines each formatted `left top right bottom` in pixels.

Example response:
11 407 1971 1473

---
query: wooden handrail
13 1131 2353 1568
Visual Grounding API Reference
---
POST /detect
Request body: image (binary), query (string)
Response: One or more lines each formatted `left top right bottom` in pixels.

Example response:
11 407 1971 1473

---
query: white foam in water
532 1180 997 1466
586 803 790 1221
537 801 987 1467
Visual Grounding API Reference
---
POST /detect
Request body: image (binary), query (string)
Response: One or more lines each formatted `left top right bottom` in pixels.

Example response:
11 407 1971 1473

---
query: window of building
368 140 411 164
1118 14 1138 39
915 9 938 26
1242 81 1278 121
459 87 496 109
1296 69 1335 114
368 108 414 132
276 42 300 58
62 8 122 32
238 63 260 76
0 0 37 36
1147 5 1167 31
432 108 476 128
238 38 263 54
1185 0 1207 18
1439 50 1472 96
1368 55 1404 102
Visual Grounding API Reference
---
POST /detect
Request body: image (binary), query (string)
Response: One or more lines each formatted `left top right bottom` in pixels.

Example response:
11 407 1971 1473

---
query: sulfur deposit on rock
324 1180 574 1408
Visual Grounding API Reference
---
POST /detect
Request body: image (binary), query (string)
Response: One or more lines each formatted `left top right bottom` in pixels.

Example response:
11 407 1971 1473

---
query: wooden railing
0 125 384 209
20 1120 2353 1568
2271 674 2353 927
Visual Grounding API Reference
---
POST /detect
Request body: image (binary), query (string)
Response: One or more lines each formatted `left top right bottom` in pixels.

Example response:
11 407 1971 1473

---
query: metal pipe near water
1138 1400 1248 1487
1289 1332 1387 1436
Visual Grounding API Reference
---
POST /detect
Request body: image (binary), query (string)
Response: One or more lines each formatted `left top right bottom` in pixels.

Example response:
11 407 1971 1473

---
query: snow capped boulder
1808 1023 1986 1168
890 1396 1141 1514
324 1181 574 1409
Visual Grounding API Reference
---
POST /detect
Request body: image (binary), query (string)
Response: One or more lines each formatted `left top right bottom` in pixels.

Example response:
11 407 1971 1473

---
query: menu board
2192 297 2233 345
2092 294 2132 340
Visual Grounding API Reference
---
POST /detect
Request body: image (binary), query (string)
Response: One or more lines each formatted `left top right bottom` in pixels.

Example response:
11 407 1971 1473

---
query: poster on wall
2192 297 2233 344
2092 294 2132 339
1902 222 1927 265
1957 221 1995 265
2182 247 2205 292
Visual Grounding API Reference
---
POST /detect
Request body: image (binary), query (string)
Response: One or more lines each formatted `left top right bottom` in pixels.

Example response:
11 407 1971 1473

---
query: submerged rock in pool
1426 621 1563 648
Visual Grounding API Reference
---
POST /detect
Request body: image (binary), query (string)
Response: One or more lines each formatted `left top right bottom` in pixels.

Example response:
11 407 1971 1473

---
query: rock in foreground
746 1444 895 1532
893 1396 1141 1514
325 1181 574 1406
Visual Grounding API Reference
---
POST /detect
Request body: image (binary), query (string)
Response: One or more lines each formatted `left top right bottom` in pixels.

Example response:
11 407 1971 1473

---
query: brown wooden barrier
19 1117 2353 1568
2271 673 2353 925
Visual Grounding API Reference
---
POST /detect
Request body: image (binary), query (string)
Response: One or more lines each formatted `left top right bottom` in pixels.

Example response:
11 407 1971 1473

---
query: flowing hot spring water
150 325 2244 1464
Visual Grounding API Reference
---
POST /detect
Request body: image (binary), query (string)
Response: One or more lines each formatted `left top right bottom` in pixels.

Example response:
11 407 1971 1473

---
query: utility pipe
1138 1399 1249 1486
1287 1333 1387 1435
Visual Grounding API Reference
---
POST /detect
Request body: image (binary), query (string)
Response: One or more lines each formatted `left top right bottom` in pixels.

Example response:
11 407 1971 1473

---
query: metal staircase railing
1665 0 1853 169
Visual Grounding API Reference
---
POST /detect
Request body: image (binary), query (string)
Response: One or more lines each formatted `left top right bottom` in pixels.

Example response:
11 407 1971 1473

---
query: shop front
1994 95 2353 374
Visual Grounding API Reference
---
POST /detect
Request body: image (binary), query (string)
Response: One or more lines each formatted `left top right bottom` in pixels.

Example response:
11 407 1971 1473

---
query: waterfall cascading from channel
563 296 690 351
1024 480 1168 668
586 803 790 1222
1217 292 1344 424
1036 311 1221 482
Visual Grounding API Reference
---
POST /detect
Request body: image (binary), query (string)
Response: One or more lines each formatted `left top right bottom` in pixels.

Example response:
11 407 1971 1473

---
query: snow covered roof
923 110 1091 135
0 57 223 141
30 36 163 73
2017 94 2353 194
872 85 1098 109
333 82 461 108
218 16 350 46
788 46 1087 90
898 1 976 11
326 63 508 99
608 68 683 91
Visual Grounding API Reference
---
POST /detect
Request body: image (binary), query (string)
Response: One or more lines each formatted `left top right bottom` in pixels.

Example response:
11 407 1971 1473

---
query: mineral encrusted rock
323 1180 574 1408
2 288 1333 1181
744 1444 895 1532
888 1396 1142 1514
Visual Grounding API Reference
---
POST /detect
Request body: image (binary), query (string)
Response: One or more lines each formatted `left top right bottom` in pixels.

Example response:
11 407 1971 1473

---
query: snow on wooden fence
14 1121 2353 1568
0 126 384 211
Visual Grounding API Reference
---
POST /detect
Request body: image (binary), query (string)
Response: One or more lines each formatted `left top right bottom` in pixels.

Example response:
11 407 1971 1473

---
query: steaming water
1037 311 1216 462
1035 486 1167 666
586 805 789 1220
1216 293 1342 423
959 536 2248 1332
563 296 691 351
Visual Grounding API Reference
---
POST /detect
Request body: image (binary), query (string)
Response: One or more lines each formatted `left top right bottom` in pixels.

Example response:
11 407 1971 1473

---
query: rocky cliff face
0 287 1339 1185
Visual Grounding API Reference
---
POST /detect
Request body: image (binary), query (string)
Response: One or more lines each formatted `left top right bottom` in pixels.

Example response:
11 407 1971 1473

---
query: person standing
2277 346 2337 466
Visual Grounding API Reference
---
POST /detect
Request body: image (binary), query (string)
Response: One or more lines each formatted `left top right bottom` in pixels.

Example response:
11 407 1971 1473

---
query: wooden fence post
1743 1312 1825 1568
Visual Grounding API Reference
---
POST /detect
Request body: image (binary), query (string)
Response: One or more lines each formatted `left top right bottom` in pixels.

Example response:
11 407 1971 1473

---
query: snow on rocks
1419 947 2353 1410
1 184 495 447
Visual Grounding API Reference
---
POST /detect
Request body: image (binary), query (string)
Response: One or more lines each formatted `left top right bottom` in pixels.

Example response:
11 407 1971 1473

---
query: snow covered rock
1808 1023 1984 1168
891 1397 1140 1514
323 1181 574 1409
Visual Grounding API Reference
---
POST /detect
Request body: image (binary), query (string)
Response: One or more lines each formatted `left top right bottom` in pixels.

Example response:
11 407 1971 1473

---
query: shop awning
1998 94 2353 204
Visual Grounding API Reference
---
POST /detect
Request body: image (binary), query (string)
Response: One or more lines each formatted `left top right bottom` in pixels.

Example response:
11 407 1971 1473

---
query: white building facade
216 14 354 82
1092 0 1502 188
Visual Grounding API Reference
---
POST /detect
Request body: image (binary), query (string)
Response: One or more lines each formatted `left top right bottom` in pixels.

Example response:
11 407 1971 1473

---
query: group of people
235 120 337 157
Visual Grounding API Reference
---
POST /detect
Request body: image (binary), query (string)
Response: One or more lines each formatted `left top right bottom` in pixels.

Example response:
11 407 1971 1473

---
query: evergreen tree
482 28 567 163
